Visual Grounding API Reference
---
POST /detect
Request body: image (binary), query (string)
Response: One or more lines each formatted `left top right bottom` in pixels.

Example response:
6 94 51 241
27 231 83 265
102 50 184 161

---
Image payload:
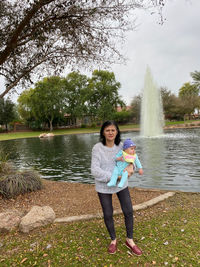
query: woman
91 120 142 256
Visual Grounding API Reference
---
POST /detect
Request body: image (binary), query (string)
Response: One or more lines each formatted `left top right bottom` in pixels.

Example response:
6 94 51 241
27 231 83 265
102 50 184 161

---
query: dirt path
0 179 167 218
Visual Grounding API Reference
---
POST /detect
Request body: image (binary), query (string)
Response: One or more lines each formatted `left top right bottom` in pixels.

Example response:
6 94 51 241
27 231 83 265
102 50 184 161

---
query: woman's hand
124 163 134 177
116 156 124 162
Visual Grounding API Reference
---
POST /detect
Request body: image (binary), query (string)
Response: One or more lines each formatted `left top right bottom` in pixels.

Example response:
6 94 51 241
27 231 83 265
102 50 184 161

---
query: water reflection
141 137 166 184
0 129 200 192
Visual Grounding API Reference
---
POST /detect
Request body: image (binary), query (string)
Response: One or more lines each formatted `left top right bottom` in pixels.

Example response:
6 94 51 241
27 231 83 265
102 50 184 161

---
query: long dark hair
100 120 121 146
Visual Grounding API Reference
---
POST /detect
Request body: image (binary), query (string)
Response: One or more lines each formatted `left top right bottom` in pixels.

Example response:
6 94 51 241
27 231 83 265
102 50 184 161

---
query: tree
0 0 165 98
17 87 41 129
160 87 179 120
63 72 89 125
18 76 65 131
88 70 125 122
112 110 132 124
191 70 200 91
178 82 200 116
130 94 142 123
0 98 16 131
179 82 199 97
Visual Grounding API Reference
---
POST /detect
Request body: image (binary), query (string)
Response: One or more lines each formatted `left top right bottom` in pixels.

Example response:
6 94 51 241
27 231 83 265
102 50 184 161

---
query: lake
0 128 200 192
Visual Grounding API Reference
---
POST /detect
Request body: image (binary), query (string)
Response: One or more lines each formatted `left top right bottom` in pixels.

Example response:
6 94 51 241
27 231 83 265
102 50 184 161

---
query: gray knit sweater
91 142 128 193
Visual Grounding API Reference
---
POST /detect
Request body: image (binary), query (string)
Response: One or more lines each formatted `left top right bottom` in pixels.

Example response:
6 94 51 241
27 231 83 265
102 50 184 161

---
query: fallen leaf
20 258 27 264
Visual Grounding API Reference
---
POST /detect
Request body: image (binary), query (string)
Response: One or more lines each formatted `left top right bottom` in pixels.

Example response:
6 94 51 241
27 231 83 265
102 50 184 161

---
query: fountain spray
140 66 164 137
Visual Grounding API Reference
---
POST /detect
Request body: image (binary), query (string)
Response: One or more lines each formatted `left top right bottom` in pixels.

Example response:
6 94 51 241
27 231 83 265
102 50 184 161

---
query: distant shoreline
120 122 200 133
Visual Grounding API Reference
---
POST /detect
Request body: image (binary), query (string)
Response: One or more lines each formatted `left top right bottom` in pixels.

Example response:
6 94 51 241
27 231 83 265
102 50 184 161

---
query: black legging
98 187 133 240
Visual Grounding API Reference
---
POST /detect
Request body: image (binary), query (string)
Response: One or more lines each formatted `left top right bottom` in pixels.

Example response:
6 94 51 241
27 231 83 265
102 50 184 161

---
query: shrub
0 169 42 199
0 161 15 174
0 149 13 174
90 123 97 128
0 148 8 162
0 127 5 133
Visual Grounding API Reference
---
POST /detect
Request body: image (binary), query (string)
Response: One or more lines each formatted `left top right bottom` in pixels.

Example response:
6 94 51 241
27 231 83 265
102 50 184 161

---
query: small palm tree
191 71 200 90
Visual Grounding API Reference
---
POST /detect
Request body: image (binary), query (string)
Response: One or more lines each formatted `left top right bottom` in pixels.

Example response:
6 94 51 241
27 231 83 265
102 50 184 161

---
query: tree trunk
49 119 53 132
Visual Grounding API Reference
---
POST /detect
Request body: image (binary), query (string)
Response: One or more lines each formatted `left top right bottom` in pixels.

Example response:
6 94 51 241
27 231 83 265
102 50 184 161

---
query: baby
107 138 143 188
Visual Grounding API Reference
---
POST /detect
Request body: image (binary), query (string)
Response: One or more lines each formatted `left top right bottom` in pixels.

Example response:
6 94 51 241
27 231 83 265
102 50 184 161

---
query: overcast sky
1 0 200 105
113 0 200 105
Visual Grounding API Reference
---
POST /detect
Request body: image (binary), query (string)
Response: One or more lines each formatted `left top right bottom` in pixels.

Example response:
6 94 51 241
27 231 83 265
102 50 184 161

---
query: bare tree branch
0 0 165 98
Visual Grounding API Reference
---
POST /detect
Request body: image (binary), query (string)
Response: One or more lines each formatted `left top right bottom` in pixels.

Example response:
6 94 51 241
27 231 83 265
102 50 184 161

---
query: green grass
165 120 197 126
0 192 199 266
0 128 99 141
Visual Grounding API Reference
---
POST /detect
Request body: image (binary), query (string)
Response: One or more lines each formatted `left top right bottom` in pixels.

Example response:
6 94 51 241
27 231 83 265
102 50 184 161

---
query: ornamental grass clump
0 161 15 174
0 148 42 198
0 149 11 174
0 168 42 199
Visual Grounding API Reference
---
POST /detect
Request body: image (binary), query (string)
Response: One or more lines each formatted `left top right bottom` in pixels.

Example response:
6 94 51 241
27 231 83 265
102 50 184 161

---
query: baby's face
124 146 136 155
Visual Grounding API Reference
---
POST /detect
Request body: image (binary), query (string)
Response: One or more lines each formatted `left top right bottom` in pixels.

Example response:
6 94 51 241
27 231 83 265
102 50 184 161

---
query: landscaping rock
39 133 54 138
0 210 24 233
19 205 55 233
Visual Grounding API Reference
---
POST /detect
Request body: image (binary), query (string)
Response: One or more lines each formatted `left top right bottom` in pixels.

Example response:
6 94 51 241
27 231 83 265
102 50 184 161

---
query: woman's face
103 125 118 143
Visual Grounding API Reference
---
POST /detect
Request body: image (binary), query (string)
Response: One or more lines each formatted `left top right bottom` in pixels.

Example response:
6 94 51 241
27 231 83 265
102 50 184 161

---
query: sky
112 0 200 105
1 0 200 105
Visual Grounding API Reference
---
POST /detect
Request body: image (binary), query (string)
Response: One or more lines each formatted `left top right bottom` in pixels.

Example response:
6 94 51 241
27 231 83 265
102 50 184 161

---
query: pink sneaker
125 241 142 256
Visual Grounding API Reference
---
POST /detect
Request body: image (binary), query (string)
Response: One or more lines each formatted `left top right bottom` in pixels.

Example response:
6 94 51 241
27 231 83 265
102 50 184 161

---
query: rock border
0 192 176 233
54 191 176 223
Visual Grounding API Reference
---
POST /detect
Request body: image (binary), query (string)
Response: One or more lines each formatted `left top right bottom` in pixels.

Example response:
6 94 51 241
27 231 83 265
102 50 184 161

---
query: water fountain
136 67 200 192
140 66 164 137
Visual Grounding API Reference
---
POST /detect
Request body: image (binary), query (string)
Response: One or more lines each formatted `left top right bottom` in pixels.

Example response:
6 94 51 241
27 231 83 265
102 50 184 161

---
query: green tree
167 96 186 121
178 82 200 116
130 94 142 123
112 110 132 124
18 76 65 131
63 72 89 125
179 82 199 97
160 87 180 120
88 70 125 122
0 98 16 131
191 70 200 91
18 88 35 123
0 0 164 98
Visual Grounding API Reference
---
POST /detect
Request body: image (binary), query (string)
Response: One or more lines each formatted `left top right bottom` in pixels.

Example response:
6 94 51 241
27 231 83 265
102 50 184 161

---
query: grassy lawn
0 121 200 266
0 128 99 141
0 192 199 266
165 120 198 126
